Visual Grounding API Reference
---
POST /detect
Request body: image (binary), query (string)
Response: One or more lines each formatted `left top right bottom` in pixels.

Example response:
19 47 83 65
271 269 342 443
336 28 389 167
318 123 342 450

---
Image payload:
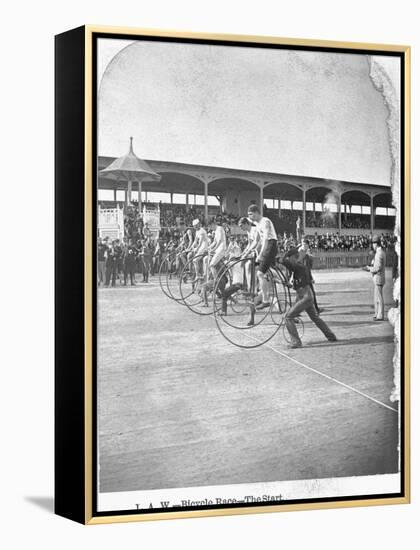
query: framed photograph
55 25 410 524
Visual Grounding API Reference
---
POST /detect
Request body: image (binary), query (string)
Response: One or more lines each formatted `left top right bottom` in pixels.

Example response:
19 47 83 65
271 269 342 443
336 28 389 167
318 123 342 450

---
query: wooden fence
311 250 396 269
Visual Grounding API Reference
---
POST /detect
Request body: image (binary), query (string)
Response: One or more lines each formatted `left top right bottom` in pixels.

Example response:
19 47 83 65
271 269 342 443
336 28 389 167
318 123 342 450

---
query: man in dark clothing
281 248 337 348
105 245 118 287
97 237 107 286
123 243 137 286
298 238 322 314
153 239 163 275
390 238 399 281
113 239 124 285
140 239 153 283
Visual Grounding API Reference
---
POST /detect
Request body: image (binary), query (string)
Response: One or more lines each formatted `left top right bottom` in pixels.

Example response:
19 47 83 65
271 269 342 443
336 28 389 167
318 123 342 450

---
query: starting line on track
245 334 398 414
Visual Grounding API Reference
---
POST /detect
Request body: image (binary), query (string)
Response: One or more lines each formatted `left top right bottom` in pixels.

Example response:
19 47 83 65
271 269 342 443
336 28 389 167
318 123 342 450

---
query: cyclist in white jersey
176 221 194 268
238 216 261 292
191 218 209 280
208 215 227 278
247 204 278 309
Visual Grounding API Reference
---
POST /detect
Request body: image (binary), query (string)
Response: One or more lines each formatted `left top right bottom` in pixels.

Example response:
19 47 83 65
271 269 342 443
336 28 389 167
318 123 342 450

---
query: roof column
302 187 306 235
338 193 341 235
203 181 208 223
370 194 375 234
127 180 132 204
192 173 217 224
138 181 142 213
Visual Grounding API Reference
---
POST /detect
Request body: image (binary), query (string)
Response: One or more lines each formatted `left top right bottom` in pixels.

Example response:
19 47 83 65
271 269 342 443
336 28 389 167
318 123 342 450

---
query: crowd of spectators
341 216 370 229
306 211 338 228
103 199 392 242
97 233 162 287
99 202 395 286
301 232 394 252
123 200 240 239
276 231 394 252
98 220 396 288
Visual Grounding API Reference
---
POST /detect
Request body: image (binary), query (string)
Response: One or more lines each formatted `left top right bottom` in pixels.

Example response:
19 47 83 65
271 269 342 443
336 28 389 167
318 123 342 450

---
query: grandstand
98 155 395 238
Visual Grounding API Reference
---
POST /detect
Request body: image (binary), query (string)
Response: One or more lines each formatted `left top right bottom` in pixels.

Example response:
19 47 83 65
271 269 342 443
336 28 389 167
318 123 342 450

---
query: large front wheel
212 258 287 349
179 254 218 315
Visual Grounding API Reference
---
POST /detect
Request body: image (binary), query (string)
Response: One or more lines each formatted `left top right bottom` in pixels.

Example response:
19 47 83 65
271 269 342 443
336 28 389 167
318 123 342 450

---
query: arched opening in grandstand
340 189 373 233
305 186 339 233
207 177 261 221
142 172 215 230
372 191 395 231
263 181 304 236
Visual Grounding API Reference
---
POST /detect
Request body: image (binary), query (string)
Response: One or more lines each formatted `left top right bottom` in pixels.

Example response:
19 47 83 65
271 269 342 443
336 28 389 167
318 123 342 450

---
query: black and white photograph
93 33 406 514
3 0 420 544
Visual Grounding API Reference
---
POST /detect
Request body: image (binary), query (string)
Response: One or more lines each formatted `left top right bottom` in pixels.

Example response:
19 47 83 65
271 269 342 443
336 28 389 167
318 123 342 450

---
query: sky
97 38 400 187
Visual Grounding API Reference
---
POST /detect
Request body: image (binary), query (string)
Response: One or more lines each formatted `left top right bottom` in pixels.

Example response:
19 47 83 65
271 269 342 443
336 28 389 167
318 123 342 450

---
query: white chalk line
245 334 398 413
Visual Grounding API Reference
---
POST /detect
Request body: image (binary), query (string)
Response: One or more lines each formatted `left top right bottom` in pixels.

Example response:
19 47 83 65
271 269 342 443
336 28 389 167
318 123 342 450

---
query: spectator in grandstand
226 235 238 258
143 223 152 240
296 215 302 241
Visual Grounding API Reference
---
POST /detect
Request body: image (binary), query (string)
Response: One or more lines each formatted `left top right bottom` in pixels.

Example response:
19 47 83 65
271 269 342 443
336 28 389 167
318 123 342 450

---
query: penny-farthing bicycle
158 249 189 303
212 255 303 348
178 252 228 315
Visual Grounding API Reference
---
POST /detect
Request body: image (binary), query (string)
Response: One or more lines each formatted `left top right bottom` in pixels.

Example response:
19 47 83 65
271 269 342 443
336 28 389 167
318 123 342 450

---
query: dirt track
97 268 398 493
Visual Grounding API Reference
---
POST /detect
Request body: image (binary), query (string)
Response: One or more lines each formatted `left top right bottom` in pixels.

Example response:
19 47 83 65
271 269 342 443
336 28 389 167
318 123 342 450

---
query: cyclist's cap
238 216 254 226
192 219 200 227
283 247 299 259
247 204 260 214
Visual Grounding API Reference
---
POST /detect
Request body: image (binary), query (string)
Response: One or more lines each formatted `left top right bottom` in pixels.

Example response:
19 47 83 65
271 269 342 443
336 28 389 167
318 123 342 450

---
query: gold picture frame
55 25 410 525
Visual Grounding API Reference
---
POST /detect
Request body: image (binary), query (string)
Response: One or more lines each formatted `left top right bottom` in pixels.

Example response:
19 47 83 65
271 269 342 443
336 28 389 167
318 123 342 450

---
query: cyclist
191 218 209 282
247 204 278 310
238 216 261 292
208 215 227 279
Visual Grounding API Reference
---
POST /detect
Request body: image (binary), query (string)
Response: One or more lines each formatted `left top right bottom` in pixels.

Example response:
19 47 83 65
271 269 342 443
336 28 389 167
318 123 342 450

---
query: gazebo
99 137 161 212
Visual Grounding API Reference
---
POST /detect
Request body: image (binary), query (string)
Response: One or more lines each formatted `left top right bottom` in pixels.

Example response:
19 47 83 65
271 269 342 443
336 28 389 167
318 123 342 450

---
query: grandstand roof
98 156 392 207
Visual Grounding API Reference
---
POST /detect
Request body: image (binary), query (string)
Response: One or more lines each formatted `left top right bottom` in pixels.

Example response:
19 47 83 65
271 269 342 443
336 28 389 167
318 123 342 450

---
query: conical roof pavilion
100 137 161 182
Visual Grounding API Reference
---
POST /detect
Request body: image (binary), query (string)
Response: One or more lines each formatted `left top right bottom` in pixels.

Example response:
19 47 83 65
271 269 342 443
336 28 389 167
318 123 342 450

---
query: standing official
366 235 386 321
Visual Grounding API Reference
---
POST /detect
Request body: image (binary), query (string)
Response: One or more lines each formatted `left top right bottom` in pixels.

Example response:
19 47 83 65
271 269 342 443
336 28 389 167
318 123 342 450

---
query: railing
98 206 124 241
311 250 396 269
304 227 392 236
